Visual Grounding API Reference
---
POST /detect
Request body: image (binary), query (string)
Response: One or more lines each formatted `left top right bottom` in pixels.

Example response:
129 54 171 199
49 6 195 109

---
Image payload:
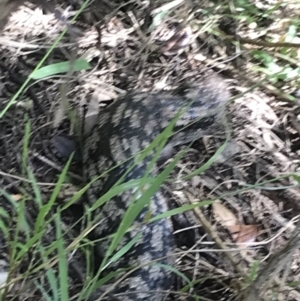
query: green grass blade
89 179 154 212
55 214 69 301
35 245 59 301
150 200 214 222
81 268 129 300
183 121 231 181
34 154 73 234
30 59 91 79
249 260 259 281
16 231 45 260
103 146 188 269
101 233 142 271
35 281 54 301
99 104 203 270
27 168 43 208
156 264 199 301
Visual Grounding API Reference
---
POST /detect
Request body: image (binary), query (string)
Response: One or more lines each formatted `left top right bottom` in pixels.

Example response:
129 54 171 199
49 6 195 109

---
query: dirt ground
0 0 300 300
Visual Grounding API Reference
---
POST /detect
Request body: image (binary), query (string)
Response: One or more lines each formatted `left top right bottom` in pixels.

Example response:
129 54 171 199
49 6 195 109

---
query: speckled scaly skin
84 75 230 301
0 3 229 300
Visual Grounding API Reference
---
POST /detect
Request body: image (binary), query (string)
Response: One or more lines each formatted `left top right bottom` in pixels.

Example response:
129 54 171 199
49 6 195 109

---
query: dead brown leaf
213 201 258 246
227 224 258 245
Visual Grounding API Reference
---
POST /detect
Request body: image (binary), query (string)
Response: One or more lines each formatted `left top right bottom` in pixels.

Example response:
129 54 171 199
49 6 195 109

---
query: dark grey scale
0 2 228 300
83 75 230 301
50 135 81 161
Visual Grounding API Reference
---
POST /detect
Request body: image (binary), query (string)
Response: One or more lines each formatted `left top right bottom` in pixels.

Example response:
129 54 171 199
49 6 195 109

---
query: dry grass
0 0 300 300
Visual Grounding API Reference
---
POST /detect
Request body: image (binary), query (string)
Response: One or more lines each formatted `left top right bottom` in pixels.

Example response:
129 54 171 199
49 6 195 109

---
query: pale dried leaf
194 53 207 62
161 26 192 56
53 99 67 128
11 194 23 201
84 91 100 134
93 88 118 102
84 89 118 134
213 201 238 227
154 76 169 90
